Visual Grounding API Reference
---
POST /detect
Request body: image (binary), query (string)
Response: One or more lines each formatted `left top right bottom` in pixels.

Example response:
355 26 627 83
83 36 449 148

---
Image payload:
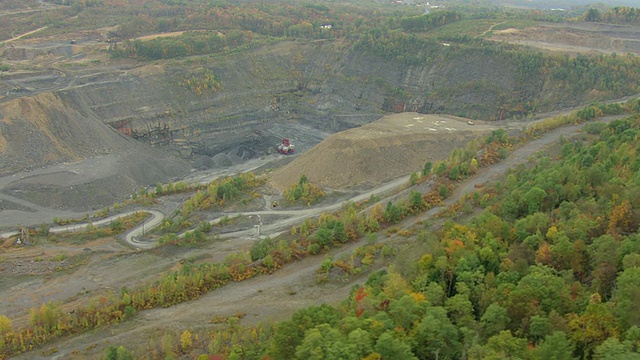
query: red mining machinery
276 138 295 155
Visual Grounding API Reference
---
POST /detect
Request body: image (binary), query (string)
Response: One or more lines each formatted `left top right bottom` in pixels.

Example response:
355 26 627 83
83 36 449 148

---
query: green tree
529 315 553 344
299 174 309 185
532 331 576 360
409 191 426 212
410 172 419 185
313 227 334 248
384 201 402 223
295 324 342 360
484 330 529 360
422 162 433 176
419 281 445 306
326 340 359 360
104 346 133 360
506 265 571 328
589 235 620 299
250 238 271 261
413 306 461 359
585 8 601 22
445 294 475 327
110 218 124 232
347 328 374 359
524 186 547 214
592 336 640 360
388 294 423 331
332 221 348 243
269 305 341 359
481 303 510 338
614 267 640 331
374 331 418 360
449 165 461 180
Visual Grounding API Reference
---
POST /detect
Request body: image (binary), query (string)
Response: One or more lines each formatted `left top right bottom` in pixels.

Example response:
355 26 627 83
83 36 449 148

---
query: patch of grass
52 253 68 262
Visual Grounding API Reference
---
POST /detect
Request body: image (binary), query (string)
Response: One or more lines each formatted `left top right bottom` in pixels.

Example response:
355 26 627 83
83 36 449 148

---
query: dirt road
4 26 48 43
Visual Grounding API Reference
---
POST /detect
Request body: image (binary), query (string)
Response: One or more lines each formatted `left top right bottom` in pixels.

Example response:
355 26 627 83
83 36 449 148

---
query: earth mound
268 112 496 190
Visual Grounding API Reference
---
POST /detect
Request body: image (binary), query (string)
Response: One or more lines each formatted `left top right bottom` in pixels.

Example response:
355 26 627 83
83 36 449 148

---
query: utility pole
20 227 29 244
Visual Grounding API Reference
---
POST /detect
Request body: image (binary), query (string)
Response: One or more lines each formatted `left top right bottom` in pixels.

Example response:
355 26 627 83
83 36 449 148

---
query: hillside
269 113 495 190
2 2 640 358
4 102 639 360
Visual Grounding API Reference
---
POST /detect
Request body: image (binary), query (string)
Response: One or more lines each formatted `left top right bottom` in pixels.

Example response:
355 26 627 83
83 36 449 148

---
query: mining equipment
276 138 295 155
253 129 295 155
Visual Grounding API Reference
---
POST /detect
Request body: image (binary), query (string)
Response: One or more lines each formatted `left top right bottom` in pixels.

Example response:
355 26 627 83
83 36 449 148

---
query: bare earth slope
268 113 496 190
0 92 190 212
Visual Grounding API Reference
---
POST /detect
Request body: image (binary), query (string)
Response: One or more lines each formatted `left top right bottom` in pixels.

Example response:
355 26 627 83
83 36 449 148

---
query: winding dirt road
0 150 411 249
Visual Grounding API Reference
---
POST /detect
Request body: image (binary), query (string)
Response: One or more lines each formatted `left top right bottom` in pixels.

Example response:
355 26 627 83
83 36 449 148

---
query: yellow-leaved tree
180 329 193 352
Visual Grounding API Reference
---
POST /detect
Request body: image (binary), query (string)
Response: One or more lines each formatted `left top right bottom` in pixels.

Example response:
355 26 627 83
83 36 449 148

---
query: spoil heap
269 112 495 190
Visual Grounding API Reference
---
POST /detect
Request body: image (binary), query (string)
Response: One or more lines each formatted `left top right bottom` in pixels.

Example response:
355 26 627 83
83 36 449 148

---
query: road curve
0 210 166 250
123 210 164 249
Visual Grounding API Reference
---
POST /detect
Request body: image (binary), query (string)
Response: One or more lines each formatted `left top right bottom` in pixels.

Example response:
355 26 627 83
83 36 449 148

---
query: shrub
284 175 326 205
250 238 272 261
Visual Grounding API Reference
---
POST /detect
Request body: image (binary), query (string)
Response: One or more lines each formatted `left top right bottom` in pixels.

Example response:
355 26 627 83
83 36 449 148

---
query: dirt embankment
268 113 496 190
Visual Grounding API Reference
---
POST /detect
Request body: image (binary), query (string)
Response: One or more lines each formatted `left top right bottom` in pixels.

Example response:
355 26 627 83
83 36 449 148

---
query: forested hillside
216 103 640 360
